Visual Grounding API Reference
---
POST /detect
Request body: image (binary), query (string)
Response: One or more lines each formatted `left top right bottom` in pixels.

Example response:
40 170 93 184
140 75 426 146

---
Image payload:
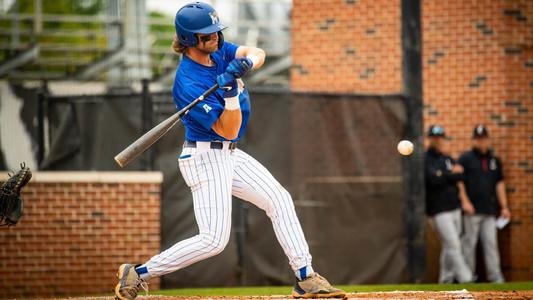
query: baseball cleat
292 273 346 298
114 264 147 300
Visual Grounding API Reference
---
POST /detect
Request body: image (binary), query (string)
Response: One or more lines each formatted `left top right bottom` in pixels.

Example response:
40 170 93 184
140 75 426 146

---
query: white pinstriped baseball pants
143 142 312 277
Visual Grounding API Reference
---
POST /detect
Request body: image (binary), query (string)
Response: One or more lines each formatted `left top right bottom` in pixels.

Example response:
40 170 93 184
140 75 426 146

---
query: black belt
184 140 237 150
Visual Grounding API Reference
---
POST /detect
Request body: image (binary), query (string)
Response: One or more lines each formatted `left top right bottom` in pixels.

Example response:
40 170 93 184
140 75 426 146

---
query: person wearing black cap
458 125 510 283
425 125 473 283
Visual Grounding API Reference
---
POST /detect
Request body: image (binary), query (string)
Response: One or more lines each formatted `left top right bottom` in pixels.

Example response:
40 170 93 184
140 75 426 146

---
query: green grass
152 282 533 296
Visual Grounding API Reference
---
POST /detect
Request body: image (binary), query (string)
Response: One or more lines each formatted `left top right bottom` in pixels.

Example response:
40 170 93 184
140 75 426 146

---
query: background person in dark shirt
458 125 510 283
425 125 473 283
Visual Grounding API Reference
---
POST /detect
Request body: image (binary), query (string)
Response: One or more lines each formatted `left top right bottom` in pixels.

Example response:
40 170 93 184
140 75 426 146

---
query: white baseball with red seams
397 140 414 156
142 142 313 277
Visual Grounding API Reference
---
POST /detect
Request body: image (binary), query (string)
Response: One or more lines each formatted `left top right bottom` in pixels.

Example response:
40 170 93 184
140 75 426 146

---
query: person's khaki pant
431 208 473 283
462 214 505 283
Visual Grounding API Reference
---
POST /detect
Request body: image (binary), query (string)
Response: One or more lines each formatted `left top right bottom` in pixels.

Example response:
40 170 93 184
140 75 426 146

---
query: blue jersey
172 42 251 142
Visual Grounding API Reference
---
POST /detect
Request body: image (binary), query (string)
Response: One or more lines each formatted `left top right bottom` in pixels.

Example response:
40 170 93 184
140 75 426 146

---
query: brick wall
291 0 402 93
292 0 533 281
422 0 533 281
0 172 162 298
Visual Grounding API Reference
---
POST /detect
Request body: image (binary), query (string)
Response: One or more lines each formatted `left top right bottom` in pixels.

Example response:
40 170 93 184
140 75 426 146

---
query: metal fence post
401 0 426 283
46 91 52 157
141 79 153 170
36 91 45 168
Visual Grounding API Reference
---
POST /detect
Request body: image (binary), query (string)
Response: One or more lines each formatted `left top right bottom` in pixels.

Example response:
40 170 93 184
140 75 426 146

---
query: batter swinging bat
114 84 219 168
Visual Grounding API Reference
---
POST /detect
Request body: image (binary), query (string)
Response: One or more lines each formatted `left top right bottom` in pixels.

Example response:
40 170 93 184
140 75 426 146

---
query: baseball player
424 125 473 284
458 125 509 283
114 2 345 299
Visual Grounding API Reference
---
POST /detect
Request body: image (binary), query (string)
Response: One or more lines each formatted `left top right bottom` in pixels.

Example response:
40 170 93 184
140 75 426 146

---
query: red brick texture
0 172 161 298
291 0 402 93
422 0 533 281
292 0 532 281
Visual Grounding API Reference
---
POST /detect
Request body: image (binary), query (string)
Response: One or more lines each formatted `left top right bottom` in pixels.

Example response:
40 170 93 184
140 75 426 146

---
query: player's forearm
445 172 463 182
496 181 508 209
212 109 242 140
213 72 242 140
457 182 471 204
236 47 266 69
247 48 265 69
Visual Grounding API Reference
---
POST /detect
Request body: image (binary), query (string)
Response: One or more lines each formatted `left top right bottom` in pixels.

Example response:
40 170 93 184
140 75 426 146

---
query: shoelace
140 281 150 296
121 279 149 298
314 273 334 289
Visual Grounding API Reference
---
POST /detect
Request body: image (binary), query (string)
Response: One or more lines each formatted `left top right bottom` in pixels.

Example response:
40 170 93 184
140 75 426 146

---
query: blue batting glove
216 72 238 98
223 81 238 98
225 58 253 78
217 72 236 88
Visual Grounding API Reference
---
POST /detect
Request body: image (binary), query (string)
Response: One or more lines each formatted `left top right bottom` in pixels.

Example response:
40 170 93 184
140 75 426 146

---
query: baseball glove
0 163 32 226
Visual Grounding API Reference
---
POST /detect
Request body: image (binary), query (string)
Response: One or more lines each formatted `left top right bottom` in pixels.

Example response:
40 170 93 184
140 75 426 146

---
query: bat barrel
114 155 126 168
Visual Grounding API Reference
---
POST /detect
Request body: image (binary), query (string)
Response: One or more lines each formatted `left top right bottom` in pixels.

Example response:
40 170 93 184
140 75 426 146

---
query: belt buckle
210 142 222 150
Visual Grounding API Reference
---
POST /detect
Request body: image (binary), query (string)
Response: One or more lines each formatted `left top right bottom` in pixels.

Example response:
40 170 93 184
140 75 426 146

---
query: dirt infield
50 290 533 300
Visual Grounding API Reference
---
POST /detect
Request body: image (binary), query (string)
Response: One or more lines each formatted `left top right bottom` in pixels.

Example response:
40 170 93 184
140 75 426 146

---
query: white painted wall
0 81 37 170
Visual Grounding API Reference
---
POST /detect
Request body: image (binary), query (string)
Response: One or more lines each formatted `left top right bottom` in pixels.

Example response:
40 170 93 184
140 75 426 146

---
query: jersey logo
209 12 219 24
445 159 453 171
490 158 497 171
202 104 212 113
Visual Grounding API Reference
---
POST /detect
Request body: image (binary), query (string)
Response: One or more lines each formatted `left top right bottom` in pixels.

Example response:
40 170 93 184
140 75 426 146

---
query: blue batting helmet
175 2 227 48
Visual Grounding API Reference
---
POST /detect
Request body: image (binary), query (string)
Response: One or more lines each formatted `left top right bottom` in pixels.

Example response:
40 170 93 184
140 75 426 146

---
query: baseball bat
114 84 219 168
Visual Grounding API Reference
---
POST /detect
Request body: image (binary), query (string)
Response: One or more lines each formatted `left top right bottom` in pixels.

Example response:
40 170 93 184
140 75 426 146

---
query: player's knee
441 236 460 249
277 188 295 208
267 187 292 207
209 236 229 255
201 231 230 255
265 189 295 218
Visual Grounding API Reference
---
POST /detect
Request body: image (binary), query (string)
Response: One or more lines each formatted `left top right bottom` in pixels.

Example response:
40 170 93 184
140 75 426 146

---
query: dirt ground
48 290 533 300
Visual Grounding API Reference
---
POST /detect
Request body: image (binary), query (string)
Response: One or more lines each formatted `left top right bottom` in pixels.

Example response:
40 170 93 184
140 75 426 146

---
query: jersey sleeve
174 82 224 131
458 153 467 168
222 41 239 63
495 157 504 182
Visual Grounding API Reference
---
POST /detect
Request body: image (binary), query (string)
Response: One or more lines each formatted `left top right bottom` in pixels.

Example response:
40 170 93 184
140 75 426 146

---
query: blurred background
0 0 531 298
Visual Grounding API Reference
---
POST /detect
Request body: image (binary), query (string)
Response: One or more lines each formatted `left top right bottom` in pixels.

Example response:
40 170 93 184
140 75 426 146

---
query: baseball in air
397 140 414 156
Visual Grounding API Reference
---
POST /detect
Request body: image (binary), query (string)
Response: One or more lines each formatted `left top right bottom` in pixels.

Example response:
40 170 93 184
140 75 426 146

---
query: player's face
473 137 489 153
429 136 444 151
196 32 219 53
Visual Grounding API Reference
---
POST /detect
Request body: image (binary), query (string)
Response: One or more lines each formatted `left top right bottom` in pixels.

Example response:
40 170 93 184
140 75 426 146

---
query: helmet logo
209 11 219 24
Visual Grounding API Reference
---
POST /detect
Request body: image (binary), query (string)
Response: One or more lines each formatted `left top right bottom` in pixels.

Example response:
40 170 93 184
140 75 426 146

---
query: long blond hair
172 34 187 54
